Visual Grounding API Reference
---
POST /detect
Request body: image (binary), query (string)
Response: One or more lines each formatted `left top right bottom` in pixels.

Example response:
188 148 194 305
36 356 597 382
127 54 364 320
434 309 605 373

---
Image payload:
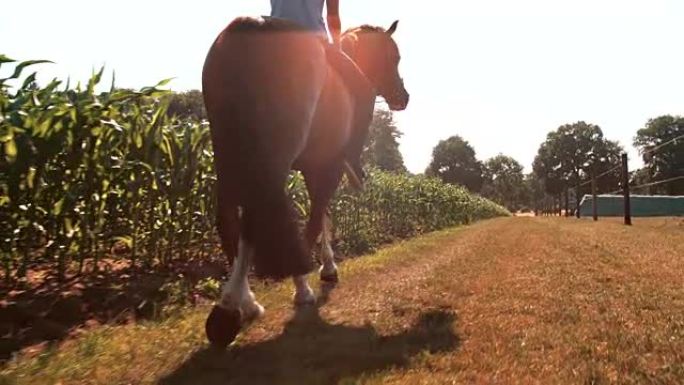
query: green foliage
194 277 221 300
164 90 206 121
629 167 651 191
425 135 483 192
362 109 407 173
533 121 623 197
633 115 684 195
0 57 508 283
158 279 193 316
0 57 216 283
328 170 509 255
524 173 545 213
481 154 526 212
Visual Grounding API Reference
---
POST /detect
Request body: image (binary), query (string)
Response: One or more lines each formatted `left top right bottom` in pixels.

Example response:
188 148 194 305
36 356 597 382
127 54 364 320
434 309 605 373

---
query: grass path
2 217 683 385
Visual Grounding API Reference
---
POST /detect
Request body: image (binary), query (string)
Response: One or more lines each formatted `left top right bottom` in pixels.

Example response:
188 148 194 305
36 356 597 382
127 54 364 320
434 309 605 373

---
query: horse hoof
205 305 242 349
320 270 339 283
242 301 265 324
293 289 316 307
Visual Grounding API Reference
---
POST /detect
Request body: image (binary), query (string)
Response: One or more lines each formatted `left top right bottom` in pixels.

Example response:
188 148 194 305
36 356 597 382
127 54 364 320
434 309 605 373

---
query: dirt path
2 217 683 385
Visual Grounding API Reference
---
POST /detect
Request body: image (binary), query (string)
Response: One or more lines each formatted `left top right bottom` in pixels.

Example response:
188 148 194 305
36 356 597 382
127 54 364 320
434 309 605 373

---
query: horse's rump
203 17 328 278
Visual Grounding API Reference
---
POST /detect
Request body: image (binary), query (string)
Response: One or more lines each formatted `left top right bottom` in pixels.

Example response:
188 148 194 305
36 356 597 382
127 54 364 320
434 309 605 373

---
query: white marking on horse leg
219 237 263 321
240 283 264 322
292 275 316 306
319 216 338 281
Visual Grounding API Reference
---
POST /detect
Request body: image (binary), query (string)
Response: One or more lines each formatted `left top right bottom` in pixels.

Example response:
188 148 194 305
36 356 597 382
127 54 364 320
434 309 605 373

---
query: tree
425 136 483 192
630 167 652 193
633 115 684 195
481 154 526 212
524 173 546 214
533 122 623 210
361 109 407 173
165 90 206 121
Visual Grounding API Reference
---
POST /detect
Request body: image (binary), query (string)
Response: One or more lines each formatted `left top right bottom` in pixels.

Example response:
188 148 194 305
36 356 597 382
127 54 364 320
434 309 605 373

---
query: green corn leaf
21 72 38 89
64 218 74 238
110 70 116 93
0 54 16 65
87 66 105 94
113 235 133 248
4 138 17 162
155 78 174 88
53 197 65 216
27 167 37 189
1 59 52 82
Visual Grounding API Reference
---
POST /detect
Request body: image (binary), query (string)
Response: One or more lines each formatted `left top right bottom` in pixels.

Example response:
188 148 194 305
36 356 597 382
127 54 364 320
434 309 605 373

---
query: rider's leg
324 44 376 182
325 44 374 98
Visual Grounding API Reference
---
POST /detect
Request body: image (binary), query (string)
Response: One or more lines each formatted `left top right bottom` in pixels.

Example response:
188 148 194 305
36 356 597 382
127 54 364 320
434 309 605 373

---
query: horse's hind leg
206 235 264 348
206 198 263 348
222 234 264 322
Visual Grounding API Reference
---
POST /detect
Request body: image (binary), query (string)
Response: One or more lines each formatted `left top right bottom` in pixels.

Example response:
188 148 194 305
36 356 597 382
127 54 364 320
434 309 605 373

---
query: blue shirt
271 0 327 36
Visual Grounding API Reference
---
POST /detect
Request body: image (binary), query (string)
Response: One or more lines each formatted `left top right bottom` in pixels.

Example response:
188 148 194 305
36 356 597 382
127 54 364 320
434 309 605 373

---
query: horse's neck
322 65 374 121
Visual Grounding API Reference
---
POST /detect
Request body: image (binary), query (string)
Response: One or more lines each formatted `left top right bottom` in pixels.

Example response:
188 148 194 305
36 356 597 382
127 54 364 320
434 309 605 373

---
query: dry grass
1 217 683 385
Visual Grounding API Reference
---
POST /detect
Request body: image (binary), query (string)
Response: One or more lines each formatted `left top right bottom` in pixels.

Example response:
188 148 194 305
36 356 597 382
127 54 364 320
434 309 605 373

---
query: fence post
576 179 581 218
622 153 632 225
592 163 598 221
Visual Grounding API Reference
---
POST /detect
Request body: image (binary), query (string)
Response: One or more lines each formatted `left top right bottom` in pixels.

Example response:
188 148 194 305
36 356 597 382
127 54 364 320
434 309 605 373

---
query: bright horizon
2 0 683 173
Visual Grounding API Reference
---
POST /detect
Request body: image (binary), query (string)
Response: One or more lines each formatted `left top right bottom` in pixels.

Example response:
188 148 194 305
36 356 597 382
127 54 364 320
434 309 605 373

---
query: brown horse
202 17 409 348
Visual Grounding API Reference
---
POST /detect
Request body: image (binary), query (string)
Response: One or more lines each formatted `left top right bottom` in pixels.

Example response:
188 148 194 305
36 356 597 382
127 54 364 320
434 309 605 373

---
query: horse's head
341 21 409 111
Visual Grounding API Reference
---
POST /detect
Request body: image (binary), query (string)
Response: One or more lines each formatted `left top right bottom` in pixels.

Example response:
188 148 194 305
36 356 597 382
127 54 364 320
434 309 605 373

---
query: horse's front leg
206 237 264 348
318 213 338 283
292 166 344 306
292 274 316 306
292 201 317 306
293 213 337 305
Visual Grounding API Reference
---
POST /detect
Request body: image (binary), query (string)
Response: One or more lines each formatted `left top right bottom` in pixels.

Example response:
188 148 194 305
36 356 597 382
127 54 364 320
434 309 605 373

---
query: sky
2 0 683 173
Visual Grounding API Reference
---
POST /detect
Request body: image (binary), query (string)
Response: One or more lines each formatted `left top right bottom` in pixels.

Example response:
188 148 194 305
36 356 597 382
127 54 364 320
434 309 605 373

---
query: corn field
330 172 509 254
0 57 508 285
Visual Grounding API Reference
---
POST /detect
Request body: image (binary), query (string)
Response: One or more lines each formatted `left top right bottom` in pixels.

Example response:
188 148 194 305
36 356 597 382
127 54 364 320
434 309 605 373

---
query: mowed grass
2 217 683 385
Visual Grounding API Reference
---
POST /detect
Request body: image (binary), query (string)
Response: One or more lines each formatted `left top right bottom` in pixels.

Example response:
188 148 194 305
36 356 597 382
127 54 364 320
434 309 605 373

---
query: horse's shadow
160 283 460 385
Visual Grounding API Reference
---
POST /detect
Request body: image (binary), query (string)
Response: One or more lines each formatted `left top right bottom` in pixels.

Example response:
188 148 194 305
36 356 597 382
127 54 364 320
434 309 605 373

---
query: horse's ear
386 20 399 36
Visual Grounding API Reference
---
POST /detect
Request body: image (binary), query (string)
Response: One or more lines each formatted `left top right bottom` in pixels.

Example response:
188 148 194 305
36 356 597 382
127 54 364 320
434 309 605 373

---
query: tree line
532 118 683 212
165 91 683 213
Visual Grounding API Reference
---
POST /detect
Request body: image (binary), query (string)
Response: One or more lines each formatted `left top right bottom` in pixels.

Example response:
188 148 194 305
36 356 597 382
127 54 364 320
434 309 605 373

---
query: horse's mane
343 25 386 36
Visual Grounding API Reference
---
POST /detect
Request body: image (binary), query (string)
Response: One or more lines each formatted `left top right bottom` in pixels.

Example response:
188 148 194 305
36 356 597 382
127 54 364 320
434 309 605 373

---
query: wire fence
608 175 684 195
579 164 621 188
640 133 684 157
576 136 681 223
537 133 683 222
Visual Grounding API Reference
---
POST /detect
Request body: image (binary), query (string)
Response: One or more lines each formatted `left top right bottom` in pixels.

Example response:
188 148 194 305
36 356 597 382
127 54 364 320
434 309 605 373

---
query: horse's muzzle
388 92 409 111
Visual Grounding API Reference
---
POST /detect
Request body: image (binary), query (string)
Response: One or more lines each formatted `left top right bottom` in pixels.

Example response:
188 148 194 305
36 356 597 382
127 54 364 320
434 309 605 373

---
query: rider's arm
326 0 341 46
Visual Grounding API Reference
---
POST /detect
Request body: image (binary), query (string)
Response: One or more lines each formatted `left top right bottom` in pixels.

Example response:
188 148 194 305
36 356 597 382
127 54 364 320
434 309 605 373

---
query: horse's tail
241 170 312 280
207 103 313 280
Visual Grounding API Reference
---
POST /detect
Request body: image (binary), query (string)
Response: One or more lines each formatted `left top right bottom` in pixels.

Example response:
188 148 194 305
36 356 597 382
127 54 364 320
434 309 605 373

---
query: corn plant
0 56 508 285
